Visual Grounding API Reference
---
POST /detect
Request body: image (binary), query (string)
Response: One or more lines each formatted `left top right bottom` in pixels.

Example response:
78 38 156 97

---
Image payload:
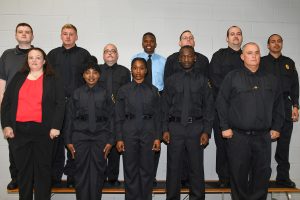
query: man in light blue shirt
132 32 166 92
132 32 166 186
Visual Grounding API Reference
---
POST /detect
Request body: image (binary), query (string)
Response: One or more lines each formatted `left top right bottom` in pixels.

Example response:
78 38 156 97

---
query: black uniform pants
51 135 65 181
275 119 293 181
73 132 107 200
166 122 205 200
9 122 53 200
123 134 155 200
213 111 230 181
105 145 120 181
8 141 18 180
227 130 271 200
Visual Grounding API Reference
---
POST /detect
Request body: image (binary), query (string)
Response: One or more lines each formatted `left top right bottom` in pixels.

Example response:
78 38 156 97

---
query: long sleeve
115 87 126 141
202 78 214 136
290 60 299 107
64 98 74 144
51 76 65 130
216 74 232 131
153 88 162 140
271 80 285 132
162 79 173 132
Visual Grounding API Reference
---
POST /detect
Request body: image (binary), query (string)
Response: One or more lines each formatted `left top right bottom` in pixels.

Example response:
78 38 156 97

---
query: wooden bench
7 180 300 200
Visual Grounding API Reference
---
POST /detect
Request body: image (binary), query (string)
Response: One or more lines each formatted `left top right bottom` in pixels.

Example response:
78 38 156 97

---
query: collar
62 45 77 53
14 45 34 55
228 46 242 54
104 63 118 69
84 82 100 92
267 53 282 61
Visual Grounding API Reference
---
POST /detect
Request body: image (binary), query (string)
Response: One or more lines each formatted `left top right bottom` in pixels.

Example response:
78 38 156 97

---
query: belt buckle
187 117 193 123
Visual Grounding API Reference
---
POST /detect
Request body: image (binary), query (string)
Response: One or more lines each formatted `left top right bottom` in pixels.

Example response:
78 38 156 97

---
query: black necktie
107 67 113 100
88 89 96 132
181 72 190 126
146 54 152 84
135 84 143 130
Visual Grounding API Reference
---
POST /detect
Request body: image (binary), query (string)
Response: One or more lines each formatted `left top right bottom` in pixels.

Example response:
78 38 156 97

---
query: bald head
103 43 119 66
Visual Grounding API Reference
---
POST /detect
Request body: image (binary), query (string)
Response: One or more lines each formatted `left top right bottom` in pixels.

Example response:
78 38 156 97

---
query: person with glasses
99 43 131 186
164 30 209 81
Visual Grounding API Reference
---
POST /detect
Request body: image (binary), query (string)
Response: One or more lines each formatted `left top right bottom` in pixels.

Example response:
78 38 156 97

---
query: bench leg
286 192 292 200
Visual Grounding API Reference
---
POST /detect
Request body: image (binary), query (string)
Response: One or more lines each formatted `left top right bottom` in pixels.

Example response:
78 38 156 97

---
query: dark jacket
1 72 65 132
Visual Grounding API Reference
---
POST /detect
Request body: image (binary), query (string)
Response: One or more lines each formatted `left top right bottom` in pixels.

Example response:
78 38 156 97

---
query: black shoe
7 179 18 190
181 180 190 188
153 179 157 187
106 180 121 187
276 179 296 188
218 180 230 188
67 176 75 188
51 179 62 187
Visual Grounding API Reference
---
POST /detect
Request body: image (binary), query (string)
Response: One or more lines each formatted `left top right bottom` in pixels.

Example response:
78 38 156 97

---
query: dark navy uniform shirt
216 66 284 132
209 47 243 99
162 68 214 135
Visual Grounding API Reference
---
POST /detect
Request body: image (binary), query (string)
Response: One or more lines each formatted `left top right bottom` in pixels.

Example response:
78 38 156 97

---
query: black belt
234 129 268 136
125 114 153 120
169 116 202 123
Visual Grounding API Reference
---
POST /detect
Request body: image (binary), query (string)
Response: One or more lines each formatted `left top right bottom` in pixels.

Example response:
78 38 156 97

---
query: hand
162 131 170 144
116 141 125 153
292 107 299 122
67 144 76 159
49 129 60 139
3 127 14 139
200 133 209 146
103 144 112 159
152 139 161 152
270 130 280 140
222 129 233 138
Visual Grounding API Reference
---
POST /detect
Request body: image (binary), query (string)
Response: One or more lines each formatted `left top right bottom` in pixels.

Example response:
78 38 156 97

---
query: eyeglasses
104 49 117 54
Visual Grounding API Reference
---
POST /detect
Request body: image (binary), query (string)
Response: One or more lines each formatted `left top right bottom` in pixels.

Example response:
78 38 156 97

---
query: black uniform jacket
209 47 243 99
261 54 299 120
64 83 114 145
115 81 161 141
216 66 284 132
1 72 65 132
162 68 214 135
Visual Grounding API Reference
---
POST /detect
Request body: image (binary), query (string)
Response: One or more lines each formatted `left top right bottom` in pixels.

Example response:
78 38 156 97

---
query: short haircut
179 45 195 54
61 24 77 33
15 23 33 34
241 42 260 53
267 34 283 44
179 30 192 40
131 57 147 68
226 26 242 37
83 60 101 74
20 47 54 76
143 32 156 40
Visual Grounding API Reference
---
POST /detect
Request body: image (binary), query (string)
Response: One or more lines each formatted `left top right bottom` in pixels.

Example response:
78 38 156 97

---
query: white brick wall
1 0 300 199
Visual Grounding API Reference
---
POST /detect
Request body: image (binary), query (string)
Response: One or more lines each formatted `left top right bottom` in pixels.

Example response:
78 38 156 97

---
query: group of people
0 22 298 200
